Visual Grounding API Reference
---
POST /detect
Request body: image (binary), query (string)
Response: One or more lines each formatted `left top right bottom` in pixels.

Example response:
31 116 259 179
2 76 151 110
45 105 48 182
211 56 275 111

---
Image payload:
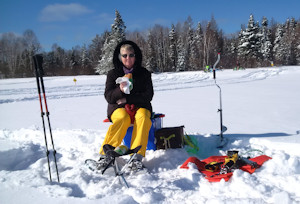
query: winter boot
128 154 146 172
96 155 113 170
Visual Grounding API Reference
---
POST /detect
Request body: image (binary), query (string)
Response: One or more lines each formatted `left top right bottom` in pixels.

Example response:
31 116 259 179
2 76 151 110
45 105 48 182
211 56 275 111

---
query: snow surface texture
1 66 300 203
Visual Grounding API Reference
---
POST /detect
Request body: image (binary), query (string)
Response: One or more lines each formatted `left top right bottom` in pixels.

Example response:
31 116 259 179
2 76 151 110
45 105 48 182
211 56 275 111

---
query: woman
98 40 154 172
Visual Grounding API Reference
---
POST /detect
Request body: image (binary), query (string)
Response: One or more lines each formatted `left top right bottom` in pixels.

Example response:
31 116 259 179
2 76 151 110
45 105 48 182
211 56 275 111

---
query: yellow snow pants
100 108 152 157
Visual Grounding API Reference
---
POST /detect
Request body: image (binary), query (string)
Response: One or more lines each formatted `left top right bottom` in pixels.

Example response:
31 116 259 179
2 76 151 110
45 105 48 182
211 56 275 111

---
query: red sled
180 155 272 182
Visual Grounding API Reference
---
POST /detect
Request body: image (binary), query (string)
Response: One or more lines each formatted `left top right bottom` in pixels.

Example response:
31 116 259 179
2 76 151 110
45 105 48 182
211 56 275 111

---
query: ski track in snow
0 67 282 104
1 66 300 203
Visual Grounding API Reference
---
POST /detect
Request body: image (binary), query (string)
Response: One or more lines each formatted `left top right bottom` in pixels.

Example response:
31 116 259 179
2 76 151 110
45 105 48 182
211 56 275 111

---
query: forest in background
0 10 299 78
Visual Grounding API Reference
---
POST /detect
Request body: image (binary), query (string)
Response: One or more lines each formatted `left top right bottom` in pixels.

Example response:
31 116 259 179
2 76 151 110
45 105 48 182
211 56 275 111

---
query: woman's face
120 47 135 69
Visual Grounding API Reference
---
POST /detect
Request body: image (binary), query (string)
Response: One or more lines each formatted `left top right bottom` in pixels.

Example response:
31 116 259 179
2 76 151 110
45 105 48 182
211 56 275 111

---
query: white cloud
39 3 92 22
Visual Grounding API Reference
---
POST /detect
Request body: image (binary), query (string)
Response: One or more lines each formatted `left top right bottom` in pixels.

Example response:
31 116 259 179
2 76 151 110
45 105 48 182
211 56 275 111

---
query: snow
1 66 300 203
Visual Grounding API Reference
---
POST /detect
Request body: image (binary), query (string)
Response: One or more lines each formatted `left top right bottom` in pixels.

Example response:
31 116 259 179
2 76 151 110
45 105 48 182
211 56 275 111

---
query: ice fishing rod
213 53 227 145
33 54 60 183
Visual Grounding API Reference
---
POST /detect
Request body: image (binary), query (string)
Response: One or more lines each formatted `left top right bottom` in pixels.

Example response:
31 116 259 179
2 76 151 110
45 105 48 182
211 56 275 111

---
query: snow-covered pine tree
95 10 126 74
282 18 293 64
186 26 197 70
81 44 91 69
288 18 298 65
237 14 261 67
176 36 186 71
181 16 195 70
260 17 272 65
169 24 177 72
274 18 297 65
273 23 284 64
194 22 204 69
145 30 158 72
295 21 300 64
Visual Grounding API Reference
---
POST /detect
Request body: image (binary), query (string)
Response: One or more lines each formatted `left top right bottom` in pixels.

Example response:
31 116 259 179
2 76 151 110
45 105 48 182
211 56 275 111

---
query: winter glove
125 104 137 124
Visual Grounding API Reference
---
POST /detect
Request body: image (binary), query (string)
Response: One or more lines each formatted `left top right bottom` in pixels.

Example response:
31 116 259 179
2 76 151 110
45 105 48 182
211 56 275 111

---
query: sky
1 0 299 52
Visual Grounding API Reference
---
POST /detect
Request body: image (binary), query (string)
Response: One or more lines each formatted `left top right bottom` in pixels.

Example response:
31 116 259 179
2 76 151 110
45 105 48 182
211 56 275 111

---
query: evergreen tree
70 48 78 69
194 22 204 69
145 30 158 72
273 23 284 64
295 22 300 64
168 24 177 71
186 26 197 70
221 33 239 69
81 45 90 68
1 13 299 78
182 16 194 41
260 17 272 65
275 18 296 65
237 14 261 67
282 18 293 64
176 36 186 71
49 43 68 75
95 10 126 74
288 18 298 65
43 50 55 76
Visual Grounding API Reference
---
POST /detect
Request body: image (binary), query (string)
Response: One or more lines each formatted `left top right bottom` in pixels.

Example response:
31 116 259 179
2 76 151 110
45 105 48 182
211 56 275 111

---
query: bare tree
203 16 219 68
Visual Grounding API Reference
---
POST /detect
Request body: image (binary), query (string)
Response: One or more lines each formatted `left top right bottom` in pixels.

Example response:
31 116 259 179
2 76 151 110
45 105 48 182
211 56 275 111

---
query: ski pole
37 56 60 183
33 54 52 182
33 54 60 183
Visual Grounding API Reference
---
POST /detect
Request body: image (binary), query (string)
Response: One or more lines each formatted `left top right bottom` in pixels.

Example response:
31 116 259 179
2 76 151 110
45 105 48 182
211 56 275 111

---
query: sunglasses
121 53 135 58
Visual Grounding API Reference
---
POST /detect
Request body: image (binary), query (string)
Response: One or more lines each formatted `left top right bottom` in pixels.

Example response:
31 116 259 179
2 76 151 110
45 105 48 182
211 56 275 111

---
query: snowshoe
180 152 271 182
85 156 114 173
127 159 149 175
85 145 143 188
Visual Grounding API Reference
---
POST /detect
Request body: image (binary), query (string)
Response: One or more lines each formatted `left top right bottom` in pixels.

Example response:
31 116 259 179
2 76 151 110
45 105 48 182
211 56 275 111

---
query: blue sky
1 0 299 52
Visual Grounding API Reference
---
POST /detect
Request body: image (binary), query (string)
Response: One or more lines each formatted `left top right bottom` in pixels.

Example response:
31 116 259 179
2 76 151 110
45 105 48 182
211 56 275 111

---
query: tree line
0 10 299 78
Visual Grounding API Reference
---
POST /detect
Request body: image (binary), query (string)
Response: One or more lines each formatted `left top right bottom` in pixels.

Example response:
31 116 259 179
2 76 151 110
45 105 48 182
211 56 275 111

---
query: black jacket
104 40 154 120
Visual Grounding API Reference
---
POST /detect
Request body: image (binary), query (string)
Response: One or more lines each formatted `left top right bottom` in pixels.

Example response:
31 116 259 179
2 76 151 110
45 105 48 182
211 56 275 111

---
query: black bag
155 126 184 149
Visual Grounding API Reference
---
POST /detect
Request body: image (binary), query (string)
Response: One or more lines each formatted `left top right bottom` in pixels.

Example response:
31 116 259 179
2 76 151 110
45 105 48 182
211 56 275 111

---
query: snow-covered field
0 66 300 203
